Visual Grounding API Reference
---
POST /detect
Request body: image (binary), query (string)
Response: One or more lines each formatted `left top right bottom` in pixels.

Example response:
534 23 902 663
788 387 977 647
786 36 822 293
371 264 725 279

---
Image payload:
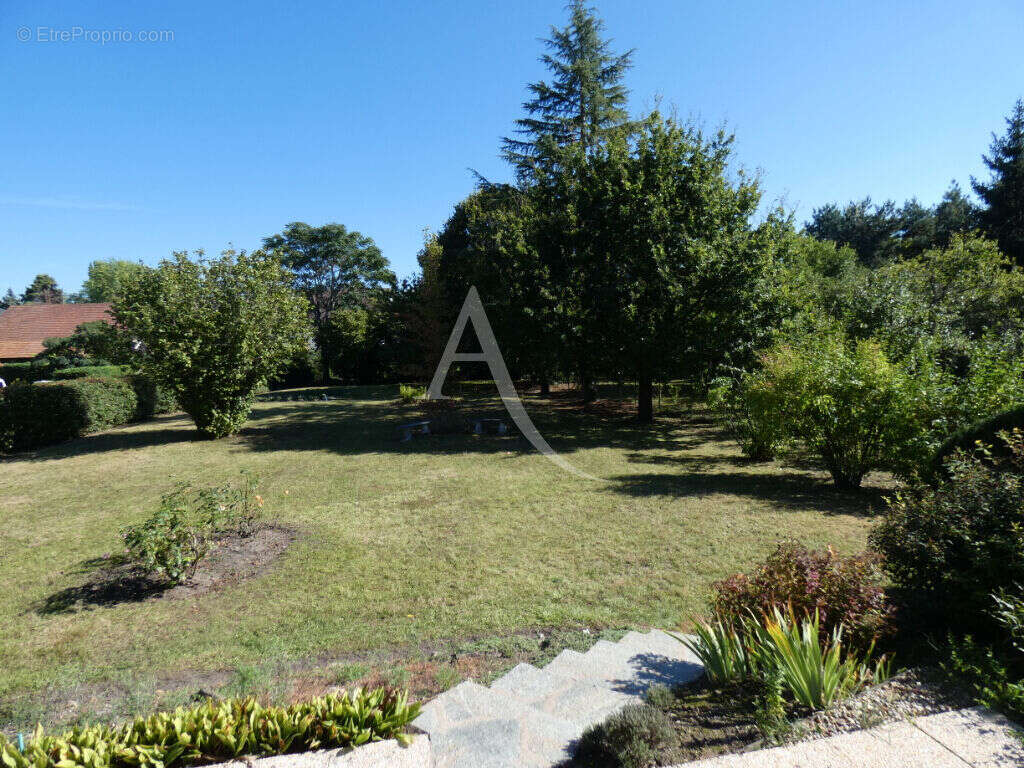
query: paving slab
910 707 1024 767
211 736 432 768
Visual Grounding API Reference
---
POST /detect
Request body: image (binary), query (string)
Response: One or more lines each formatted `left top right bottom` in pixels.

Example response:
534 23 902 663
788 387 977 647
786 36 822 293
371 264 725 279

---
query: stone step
416 681 578 768
490 662 635 730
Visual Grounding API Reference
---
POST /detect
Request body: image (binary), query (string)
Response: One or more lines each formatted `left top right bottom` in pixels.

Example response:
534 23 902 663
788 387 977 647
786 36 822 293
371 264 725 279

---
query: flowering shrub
711 542 891 648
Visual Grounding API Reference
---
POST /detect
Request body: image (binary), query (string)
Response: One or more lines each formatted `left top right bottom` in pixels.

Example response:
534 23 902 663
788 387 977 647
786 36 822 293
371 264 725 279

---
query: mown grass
0 384 884 726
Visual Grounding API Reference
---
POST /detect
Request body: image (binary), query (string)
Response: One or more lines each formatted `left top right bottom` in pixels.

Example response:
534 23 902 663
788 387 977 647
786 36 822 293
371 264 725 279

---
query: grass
0 384 884 728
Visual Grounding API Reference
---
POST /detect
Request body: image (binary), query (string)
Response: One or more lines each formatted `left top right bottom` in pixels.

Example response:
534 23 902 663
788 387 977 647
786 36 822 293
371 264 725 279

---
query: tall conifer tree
972 99 1024 265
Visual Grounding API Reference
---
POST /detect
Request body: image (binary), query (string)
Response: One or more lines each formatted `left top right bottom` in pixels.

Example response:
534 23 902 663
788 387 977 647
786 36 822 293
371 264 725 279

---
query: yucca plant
674 620 755 684
742 607 865 710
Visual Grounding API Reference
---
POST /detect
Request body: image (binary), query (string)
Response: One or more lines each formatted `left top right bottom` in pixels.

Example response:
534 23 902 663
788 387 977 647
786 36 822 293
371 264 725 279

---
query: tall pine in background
502 0 633 180
973 99 1024 265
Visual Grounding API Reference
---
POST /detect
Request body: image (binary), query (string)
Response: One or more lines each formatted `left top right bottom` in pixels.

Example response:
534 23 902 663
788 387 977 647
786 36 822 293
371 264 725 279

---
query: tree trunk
539 376 550 397
581 371 596 403
637 371 653 423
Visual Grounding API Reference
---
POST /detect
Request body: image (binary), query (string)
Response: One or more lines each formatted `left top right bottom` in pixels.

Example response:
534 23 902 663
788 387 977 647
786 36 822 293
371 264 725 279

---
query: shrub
573 703 678 768
870 430 1024 634
743 332 922 488
928 405 1024 481
0 689 420 768
128 374 178 418
0 360 52 383
122 474 263 583
113 250 311 438
707 376 783 460
0 378 139 450
53 365 128 379
710 542 891 649
399 383 425 403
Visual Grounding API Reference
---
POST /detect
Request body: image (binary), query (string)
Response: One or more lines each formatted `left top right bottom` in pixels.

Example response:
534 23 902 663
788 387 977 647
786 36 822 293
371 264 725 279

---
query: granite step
490 662 635 730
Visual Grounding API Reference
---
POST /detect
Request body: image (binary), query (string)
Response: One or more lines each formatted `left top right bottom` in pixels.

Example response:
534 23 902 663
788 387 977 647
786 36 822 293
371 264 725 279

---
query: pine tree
972 99 1024 265
502 0 633 179
21 274 63 303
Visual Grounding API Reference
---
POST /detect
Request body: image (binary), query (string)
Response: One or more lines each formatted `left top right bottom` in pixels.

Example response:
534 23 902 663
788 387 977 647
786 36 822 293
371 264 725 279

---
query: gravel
793 668 975 742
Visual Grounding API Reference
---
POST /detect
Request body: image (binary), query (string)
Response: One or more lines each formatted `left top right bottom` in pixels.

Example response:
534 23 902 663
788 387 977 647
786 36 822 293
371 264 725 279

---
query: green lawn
0 385 884 726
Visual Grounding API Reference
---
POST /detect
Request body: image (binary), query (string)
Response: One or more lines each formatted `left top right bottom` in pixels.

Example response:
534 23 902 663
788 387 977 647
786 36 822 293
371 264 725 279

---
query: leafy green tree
113 250 311 438
263 222 395 384
538 113 776 421
38 320 133 366
21 274 63 303
973 99 1024 265
502 0 633 178
80 259 151 302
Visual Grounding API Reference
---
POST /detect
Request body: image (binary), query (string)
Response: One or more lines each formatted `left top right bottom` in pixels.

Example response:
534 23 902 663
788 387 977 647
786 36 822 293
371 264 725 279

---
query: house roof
0 303 113 360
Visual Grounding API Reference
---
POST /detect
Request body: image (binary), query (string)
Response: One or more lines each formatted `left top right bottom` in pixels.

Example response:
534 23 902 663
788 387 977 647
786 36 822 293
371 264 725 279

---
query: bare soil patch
36 525 297 614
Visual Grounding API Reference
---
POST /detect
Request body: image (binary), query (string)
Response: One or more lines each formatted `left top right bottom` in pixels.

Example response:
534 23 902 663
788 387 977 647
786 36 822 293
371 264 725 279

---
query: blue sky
1 0 1022 296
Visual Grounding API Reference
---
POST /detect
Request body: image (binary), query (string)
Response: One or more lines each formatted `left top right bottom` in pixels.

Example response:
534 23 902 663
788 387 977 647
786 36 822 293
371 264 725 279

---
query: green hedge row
0 375 177 452
53 365 128 380
0 360 52 383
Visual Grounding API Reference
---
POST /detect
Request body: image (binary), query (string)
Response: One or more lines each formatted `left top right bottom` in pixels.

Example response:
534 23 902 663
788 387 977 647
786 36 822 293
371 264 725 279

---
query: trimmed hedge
0 360 52 383
0 378 137 450
928 404 1024 480
0 375 177 452
54 365 128 380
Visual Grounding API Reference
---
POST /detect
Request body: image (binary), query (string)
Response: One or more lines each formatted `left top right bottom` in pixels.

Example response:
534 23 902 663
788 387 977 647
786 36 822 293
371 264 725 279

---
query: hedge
928 404 1024 481
0 360 52 383
54 365 128 380
0 376 177 452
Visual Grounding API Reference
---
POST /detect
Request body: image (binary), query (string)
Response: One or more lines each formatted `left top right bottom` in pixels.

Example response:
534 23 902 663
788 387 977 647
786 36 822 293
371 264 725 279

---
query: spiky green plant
743 608 865 710
673 620 753 684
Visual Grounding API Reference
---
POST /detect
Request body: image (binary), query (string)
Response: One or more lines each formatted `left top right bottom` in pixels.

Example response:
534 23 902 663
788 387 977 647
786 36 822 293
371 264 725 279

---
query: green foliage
744 331 923 488
0 689 420 768
122 474 263 584
743 609 874 711
81 259 151 303
754 668 792 745
398 384 424 403
973 98 1024 265
21 274 63 304
128 375 177 419
871 430 1024 633
113 250 311 438
54 365 128 380
682 607 888 712
709 542 891 649
943 634 1024 720
930 405 1024 480
0 378 139 451
573 703 677 768
707 376 783 460
41 320 133 367
501 0 633 178
643 684 675 710
677 620 754 685
262 222 395 385
0 360 52 383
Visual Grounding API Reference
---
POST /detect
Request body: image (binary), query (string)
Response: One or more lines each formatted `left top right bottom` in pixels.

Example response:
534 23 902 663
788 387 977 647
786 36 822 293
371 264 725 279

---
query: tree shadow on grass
608 471 888 517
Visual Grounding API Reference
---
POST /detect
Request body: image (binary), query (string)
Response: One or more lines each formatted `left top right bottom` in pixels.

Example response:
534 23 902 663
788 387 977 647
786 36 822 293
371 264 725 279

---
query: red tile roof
0 303 113 360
